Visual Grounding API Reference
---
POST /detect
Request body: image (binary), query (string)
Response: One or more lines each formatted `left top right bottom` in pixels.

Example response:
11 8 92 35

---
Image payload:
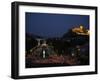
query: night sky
26 12 89 38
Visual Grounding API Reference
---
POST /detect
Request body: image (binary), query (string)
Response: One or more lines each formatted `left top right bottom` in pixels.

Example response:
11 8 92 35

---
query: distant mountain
62 29 76 39
61 26 89 46
62 26 89 39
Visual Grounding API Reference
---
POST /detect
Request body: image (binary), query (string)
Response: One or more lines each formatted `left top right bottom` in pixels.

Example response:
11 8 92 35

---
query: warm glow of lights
80 25 83 30
87 30 90 34
72 25 89 36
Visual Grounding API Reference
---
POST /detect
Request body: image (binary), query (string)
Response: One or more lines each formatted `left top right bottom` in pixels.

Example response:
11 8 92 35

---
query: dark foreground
26 53 89 68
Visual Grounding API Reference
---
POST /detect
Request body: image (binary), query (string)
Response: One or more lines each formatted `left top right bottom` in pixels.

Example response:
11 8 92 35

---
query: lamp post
41 40 47 59
43 50 46 58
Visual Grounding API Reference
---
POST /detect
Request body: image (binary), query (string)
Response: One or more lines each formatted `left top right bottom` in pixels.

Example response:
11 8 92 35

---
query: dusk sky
26 12 89 38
